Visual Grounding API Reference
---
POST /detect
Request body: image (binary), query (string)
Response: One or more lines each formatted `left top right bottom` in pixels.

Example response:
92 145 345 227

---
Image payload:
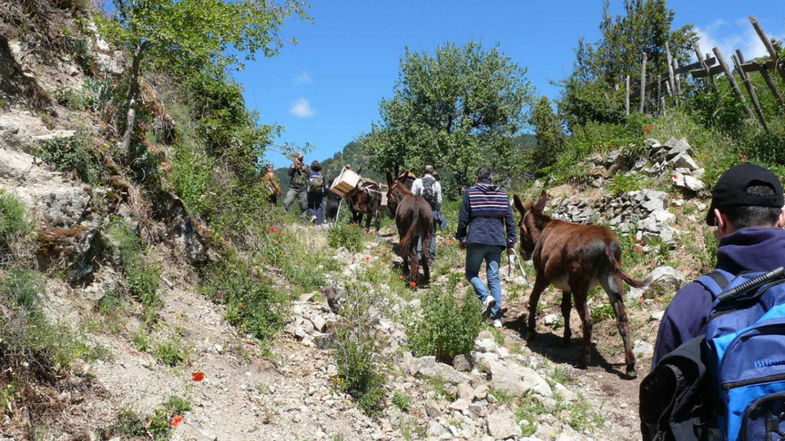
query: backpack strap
696 269 733 301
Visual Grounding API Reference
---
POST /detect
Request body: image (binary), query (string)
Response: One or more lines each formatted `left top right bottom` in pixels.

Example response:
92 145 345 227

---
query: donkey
346 179 383 232
385 171 416 217
513 191 648 377
386 172 433 286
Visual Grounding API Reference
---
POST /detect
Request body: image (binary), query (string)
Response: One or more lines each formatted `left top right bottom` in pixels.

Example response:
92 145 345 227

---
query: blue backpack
697 267 785 441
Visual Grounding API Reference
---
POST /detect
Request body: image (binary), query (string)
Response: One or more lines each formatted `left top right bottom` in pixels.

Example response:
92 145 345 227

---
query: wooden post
693 42 716 92
760 67 785 112
665 42 677 102
749 15 785 82
625 75 630 116
734 51 769 132
639 52 647 113
713 46 755 120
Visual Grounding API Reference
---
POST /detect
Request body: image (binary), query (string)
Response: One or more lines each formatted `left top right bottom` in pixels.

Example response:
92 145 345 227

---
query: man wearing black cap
651 162 785 366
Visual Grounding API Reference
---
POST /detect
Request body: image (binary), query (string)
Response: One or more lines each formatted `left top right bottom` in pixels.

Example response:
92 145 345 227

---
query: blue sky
231 1 785 168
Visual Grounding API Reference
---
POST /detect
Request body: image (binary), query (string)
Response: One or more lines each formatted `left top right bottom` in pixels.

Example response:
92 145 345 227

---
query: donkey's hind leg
560 291 572 345
599 273 636 377
408 240 420 286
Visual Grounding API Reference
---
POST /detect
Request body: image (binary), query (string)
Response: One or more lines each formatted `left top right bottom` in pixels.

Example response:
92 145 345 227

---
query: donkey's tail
399 215 420 251
606 242 650 289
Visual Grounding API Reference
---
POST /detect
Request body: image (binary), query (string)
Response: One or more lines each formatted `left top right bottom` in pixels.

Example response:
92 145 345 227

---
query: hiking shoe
482 296 496 315
309 215 317 223
492 319 502 328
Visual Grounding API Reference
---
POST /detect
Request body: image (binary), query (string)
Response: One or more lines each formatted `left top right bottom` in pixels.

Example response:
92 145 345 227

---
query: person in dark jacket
455 165 517 328
307 161 326 225
284 152 309 214
652 162 785 366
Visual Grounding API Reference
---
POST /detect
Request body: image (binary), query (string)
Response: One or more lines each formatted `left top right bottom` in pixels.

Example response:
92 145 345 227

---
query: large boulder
487 409 523 440
484 358 552 398
409 356 469 385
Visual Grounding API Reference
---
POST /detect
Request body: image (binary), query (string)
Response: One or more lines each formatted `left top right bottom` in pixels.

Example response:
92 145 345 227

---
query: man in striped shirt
455 165 517 328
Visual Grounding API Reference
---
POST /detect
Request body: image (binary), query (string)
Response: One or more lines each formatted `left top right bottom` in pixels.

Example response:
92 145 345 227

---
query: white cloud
293 71 312 85
290 98 315 118
695 18 784 62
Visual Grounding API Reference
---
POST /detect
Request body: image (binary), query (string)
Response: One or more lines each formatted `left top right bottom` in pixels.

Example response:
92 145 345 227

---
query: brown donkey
513 191 647 376
386 172 434 286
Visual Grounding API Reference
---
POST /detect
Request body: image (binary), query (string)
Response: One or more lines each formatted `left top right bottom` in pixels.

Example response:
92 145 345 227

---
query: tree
362 41 535 188
559 0 695 128
531 96 564 171
99 0 309 156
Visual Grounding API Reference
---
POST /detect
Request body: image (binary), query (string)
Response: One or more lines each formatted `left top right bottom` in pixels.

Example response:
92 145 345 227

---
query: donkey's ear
513 194 526 215
386 172 393 187
356 167 363 175
534 191 548 213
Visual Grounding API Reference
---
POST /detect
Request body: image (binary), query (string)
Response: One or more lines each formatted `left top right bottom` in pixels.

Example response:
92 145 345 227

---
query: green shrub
170 142 215 216
55 87 89 110
0 190 32 246
203 255 288 344
38 128 102 184
154 339 189 367
391 391 411 412
608 172 651 196
407 289 483 362
113 395 192 440
105 217 161 324
328 222 365 252
333 284 386 416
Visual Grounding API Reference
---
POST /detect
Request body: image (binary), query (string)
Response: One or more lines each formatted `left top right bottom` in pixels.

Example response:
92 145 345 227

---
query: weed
170 142 215 216
548 365 578 386
154 339 189 367
132 331 151 352
333 283 387 416
590 302 614 323
391 391 411 412
38 128 102 185
489 385 515 405
105 217 161 324
408 289 483 362
0 190 33 247
425 376 457 401
327 222 365 252
516 398 547 437
112 395 192 440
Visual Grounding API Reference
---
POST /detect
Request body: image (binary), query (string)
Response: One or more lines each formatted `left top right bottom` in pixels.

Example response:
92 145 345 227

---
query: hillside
2 2 785 441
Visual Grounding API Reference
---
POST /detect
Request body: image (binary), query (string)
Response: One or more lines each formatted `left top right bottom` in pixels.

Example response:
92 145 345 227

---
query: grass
154 339 190 367
391 391 412 412
112 395 192 440
105 217 162 324
0 190 32 246
327 222 366 252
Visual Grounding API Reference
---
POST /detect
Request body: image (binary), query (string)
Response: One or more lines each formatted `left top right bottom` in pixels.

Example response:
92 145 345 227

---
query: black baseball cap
706 162 784 226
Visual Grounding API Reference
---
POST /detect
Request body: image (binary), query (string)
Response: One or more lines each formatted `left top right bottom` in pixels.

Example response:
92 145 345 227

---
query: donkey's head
386 171 412 216
512 191 548 260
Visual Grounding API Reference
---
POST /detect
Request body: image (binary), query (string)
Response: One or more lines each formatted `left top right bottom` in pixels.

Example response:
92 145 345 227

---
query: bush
105 217 161 324
154 339 189 367
203 255 288 344
38 128 102 184
113 395 192 440
607 172 651 196
333 284 386 416
407 289 483 362
328 222 365 252
0 190 32 247
170 142 215 216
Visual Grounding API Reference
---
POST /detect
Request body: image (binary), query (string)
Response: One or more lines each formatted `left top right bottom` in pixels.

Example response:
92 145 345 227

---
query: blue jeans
307 192 324 225
465 244 504 319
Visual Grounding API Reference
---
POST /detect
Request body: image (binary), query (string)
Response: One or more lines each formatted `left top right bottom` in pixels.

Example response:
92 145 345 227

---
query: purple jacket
652 228 785 367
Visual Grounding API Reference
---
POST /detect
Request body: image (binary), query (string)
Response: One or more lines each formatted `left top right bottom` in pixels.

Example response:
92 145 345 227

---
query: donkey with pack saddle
513 191 648 376
387 171 433 286
345 175 383 232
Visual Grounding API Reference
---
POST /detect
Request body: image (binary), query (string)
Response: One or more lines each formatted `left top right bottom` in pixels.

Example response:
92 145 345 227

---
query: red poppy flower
399 275 405 280
381 258 386 263
268 227 276 233
192 371 205 382
635 246 643 253
672 174 678 179
171 415 183 427
277 230 284 235
410 281 417 287
649 260 654 265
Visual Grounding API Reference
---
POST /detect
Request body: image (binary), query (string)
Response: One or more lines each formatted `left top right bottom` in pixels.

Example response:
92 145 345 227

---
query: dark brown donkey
346 179 383 232
386 172 433 286
512 191 647 377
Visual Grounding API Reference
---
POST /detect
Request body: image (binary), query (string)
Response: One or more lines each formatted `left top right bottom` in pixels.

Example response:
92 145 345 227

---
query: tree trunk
121 45 143 157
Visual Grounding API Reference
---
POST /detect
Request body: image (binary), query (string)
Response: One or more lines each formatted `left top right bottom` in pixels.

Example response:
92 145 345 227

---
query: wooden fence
624 15 784 132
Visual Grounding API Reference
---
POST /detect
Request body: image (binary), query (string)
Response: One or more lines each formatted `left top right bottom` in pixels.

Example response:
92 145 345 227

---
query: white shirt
411 175 443 208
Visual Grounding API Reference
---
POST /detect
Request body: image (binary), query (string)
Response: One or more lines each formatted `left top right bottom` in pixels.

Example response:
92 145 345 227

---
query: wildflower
381 258 386 263
191 371 205 382
171 415 183 427
644 124 654 133
632 236 638 243
410 281 417 288
739 153 747 162
672 174 678 180
399 275 405 280
649 259 654 265
277 230 284 235
268 227 276 233
635 246 643 253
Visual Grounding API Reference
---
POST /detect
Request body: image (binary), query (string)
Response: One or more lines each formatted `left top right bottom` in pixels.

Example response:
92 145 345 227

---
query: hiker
651 162 785 366
455 165 517 328
307 161 326 224
325 177 341 223
261 164 281 205
412 165 443 258
284 152 309 214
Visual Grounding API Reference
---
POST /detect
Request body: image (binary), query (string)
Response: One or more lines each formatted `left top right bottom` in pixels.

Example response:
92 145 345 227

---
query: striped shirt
467 184 509 218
